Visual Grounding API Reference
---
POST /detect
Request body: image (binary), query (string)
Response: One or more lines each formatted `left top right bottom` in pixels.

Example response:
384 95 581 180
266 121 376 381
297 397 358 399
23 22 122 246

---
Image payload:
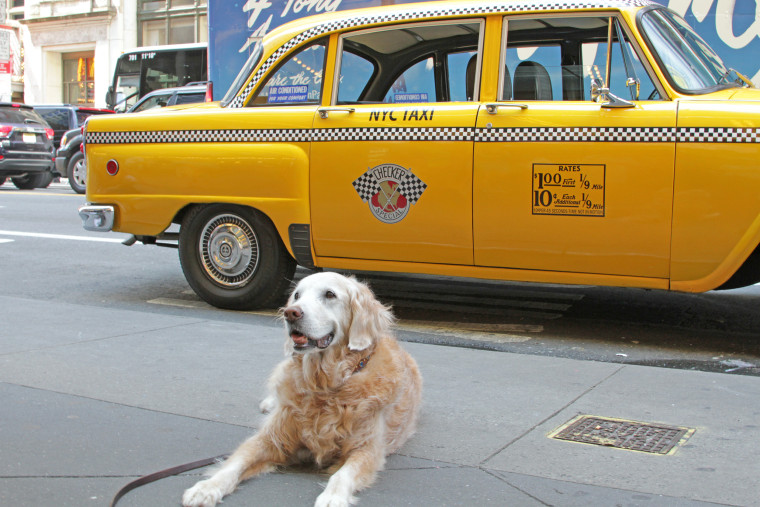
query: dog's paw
182 479 224 507
314 491 354 507
259 395 276 414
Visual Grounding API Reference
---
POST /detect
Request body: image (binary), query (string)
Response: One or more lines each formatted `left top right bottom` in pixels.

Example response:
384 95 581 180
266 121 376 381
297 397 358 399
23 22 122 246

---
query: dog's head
282 272 393 355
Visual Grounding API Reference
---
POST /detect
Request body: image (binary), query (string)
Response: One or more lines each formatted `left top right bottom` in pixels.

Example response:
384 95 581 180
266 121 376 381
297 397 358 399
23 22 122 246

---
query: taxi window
383 57 435 103
337 51 375 103
448 51 476 101
336 20 483 104
252 41 326 106
503 16 658 101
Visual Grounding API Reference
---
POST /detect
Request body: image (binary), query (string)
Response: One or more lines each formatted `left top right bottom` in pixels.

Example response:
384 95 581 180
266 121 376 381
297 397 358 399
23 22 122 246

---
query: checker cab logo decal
352 164 427 224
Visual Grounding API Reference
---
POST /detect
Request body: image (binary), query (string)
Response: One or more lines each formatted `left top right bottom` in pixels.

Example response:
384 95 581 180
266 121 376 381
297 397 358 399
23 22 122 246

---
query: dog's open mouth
291 330 334 350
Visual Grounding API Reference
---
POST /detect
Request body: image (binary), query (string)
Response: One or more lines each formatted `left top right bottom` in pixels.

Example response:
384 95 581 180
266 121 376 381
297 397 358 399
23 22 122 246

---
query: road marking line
0 230 126 243
0 238 13 244
147 297 278 317
399 320 537 343
148 298 538 342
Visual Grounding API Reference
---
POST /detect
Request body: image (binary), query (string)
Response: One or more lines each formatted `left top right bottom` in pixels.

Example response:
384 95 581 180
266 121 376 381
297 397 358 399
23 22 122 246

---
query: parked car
81 0 760 310
34 105 113 193
127 83 208 113
0 103 55 190
33 104 113 147
55 127 87 193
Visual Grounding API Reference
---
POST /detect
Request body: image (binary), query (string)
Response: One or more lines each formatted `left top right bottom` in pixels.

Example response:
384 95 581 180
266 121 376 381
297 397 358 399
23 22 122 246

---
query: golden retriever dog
182 272 422 507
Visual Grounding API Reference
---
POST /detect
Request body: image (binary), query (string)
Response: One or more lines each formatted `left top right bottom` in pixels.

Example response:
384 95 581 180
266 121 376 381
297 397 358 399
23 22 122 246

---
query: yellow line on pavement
0 190 80 197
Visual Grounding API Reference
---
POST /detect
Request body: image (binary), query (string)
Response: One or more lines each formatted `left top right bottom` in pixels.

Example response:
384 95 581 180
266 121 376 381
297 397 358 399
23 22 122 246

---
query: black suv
0 103 55 190
34 105 113 193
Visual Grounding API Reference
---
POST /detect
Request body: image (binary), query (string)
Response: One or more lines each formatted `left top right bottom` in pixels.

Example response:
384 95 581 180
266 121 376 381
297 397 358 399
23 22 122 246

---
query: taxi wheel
178 204 296 310
68 152 86 194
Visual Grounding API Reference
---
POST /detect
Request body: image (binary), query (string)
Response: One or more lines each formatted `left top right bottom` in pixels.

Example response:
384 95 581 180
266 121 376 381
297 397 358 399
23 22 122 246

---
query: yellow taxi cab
80 0 760 309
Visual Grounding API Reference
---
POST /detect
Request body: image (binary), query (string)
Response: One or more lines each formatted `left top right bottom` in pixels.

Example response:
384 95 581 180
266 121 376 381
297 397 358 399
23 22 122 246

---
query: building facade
15 0 206 108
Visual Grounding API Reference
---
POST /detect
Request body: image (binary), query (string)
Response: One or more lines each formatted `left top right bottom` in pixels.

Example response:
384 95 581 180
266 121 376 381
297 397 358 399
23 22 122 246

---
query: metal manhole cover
550 415 694 454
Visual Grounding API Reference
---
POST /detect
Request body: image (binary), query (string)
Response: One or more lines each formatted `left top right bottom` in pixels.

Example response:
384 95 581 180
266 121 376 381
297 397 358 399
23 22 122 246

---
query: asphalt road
2 179 759 377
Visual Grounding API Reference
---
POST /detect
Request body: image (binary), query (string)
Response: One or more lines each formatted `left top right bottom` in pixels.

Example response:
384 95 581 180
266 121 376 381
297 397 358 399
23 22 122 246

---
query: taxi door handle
485 103 528 114
318 107 355 119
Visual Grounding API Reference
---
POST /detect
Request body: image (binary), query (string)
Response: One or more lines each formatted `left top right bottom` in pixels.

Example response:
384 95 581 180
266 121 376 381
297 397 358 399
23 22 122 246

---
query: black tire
12 172 50 189
178 204 297 310
0 177 6 186
67 152 86 194
36 171 54 188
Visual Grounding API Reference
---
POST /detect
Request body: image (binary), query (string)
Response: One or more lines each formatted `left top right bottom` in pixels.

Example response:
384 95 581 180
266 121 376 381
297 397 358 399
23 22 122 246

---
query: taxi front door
474 101 676 282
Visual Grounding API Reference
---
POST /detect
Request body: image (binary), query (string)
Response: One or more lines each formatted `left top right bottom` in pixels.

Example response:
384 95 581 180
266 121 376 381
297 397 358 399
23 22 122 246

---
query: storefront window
139 0 207 46
63 53 94 104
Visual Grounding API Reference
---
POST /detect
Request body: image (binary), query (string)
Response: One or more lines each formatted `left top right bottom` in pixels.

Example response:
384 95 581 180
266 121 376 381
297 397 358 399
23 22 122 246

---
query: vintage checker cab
80 0 760 309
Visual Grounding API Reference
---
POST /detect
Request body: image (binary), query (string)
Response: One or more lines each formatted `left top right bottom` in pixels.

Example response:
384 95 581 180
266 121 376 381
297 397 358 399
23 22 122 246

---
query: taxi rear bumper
79 204 114 232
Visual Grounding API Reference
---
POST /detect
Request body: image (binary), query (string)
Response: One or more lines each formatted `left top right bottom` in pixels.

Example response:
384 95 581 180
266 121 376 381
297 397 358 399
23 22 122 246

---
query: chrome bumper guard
79 205 115 232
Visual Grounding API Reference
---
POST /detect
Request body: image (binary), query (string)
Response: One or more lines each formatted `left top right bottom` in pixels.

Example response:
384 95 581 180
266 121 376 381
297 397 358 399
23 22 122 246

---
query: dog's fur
182 272 422 507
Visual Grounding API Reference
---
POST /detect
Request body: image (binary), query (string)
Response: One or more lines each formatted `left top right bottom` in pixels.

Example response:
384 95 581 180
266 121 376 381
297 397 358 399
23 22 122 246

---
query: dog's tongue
292 333 308 346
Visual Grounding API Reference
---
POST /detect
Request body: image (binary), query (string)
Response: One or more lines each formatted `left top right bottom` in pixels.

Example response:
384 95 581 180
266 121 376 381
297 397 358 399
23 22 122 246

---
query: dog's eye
293 292 300 300
325 290 336 299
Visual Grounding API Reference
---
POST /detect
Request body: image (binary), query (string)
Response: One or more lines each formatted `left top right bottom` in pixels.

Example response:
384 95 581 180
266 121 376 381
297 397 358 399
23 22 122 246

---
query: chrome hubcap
199 214 259 287
73 159 86 186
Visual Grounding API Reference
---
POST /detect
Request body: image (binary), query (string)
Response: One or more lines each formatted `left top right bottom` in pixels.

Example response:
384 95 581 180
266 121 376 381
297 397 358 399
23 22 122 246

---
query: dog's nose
284 306 303 321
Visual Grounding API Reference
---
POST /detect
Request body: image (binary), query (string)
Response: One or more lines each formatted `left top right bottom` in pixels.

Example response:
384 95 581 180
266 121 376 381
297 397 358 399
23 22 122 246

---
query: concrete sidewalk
0 295 757 506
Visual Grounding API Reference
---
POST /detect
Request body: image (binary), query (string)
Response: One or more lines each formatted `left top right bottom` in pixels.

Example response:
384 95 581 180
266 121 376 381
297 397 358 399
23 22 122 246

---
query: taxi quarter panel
85 107 312 243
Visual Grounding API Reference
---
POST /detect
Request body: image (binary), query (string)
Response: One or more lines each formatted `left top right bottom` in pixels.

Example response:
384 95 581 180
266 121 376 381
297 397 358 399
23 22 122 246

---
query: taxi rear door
474 14 676 284
310 21 485 266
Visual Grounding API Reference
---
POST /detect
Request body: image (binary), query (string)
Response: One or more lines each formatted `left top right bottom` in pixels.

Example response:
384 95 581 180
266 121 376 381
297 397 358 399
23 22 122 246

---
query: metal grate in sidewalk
550 415 694 454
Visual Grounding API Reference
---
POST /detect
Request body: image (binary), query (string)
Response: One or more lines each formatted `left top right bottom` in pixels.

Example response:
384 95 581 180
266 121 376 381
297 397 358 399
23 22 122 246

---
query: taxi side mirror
591 78 634 108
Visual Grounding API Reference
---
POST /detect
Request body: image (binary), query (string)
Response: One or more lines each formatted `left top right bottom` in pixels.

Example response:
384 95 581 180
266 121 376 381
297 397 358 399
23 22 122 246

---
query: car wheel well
173 203 288 243
717 243 760 290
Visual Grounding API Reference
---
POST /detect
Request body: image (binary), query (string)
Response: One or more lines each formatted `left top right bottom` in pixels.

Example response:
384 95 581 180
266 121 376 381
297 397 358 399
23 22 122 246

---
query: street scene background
1 181 759 506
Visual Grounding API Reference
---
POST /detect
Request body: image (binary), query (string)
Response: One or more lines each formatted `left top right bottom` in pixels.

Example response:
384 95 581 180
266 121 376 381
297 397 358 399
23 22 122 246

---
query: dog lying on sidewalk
182 272 422 507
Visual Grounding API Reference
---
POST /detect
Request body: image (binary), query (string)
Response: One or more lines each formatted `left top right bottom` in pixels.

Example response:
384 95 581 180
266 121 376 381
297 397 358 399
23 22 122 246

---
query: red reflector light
0 125 12 137
45 128 54 140
106 159 119 176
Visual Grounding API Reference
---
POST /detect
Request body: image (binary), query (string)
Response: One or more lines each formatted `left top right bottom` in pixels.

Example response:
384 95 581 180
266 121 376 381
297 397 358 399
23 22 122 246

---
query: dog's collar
353 354 372 374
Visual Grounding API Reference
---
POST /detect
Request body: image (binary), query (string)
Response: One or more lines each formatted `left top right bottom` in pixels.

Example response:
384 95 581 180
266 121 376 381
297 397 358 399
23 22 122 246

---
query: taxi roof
262 0 655 47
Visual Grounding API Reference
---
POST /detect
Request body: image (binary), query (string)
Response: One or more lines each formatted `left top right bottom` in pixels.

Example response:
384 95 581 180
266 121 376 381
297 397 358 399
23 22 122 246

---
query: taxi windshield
221 40 263 106
640 8 746 93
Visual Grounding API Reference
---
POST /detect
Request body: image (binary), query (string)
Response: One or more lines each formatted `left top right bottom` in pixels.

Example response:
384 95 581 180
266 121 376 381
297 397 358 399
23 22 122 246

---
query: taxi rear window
252 42 326 106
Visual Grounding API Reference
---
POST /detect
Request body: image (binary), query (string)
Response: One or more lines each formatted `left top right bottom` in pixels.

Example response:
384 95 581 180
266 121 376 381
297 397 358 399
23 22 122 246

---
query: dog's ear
347 279 394 351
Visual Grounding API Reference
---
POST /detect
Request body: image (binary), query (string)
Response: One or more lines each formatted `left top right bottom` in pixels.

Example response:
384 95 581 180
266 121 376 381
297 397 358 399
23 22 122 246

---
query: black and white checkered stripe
676 127 760 143
477 126 678 142
85 129 312 144
227 0 654 108
85 126 760 145
313 127 473 142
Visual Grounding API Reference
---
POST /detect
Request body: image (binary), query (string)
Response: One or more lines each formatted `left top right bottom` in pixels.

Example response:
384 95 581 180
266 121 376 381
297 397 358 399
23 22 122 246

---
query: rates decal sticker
352 164 427 224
